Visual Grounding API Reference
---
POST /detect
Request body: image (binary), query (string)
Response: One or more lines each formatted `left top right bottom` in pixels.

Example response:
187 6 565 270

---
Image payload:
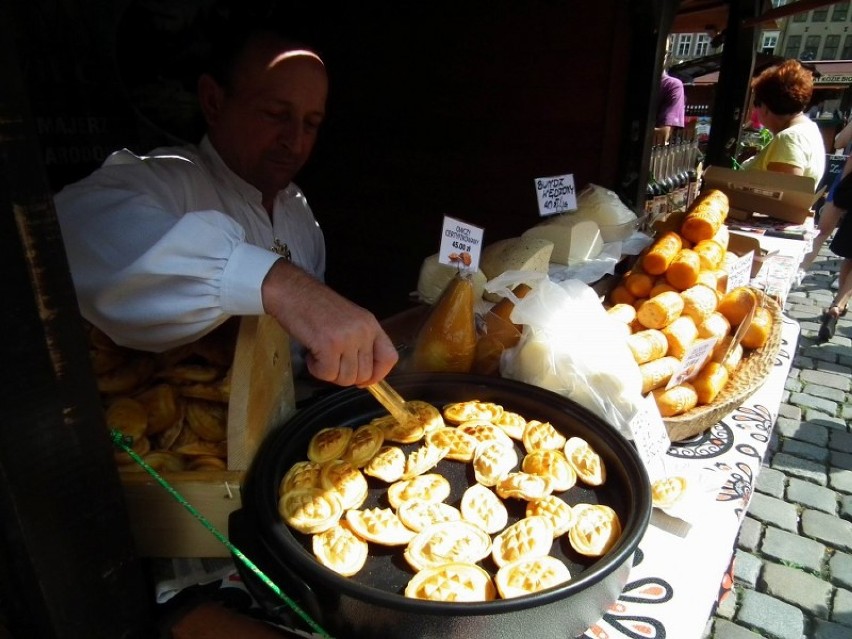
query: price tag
439 216 485 271
534 174 577 216
726 251 754 292
628 393 671 480
665 337 718 390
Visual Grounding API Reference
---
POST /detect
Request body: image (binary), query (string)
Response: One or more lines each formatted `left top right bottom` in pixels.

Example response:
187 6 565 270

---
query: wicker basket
663 291 784 442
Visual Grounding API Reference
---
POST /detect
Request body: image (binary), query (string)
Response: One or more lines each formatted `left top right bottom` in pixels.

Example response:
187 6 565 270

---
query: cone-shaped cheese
411 273 477 373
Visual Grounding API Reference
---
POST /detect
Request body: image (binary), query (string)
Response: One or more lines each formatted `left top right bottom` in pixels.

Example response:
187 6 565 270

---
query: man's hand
261 259 398 386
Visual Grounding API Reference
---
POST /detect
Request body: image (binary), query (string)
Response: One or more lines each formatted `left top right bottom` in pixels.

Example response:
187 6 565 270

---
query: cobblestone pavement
704 242 852 639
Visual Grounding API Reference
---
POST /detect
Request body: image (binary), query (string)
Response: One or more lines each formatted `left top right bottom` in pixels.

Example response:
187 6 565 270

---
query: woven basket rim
663 290 784 442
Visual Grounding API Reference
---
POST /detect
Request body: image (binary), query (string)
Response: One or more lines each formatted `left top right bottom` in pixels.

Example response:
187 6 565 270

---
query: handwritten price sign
534 174 577 216
439 216 484 271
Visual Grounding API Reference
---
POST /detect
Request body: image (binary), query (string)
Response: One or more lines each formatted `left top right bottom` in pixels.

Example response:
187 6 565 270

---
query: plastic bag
485 271 643 438
574 184 638 225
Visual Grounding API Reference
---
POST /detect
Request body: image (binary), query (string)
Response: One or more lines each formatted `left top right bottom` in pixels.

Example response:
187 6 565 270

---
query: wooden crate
119 315 295 557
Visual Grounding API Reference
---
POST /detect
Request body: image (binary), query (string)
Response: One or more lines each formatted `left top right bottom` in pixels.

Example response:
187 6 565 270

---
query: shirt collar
198 135 262 204
198 135 297 205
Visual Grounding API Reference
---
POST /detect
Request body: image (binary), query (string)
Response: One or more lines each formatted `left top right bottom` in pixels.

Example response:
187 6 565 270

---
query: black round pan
233 372 651 639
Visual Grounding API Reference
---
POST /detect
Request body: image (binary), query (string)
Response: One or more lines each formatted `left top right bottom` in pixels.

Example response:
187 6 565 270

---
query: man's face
205 43 328 202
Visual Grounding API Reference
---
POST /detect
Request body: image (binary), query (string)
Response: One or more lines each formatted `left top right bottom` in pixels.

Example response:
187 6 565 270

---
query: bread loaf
680 189 728 244
649 279 679 298
624 269 655 298
643 231 683 275
693 239 725 271
662 315 698 359
697 311 731 342
607 303 637 325
665 249 702 290
711 335 743 374
608 285 636 306
680 284 719 325
692 361 729 404
652 383 698 417
710 268 729 296
741 305 773 350
694 270 718 293
711 224 730 250
636 291 684 329
717 286 758 327
626 329 669 364
639 356 680 394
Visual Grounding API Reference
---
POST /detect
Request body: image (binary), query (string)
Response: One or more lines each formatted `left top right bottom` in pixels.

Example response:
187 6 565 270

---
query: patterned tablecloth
579 314 801 639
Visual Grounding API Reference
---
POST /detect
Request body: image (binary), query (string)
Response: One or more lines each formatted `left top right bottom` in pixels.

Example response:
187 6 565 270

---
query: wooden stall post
0 2 151 636
705 0 760 168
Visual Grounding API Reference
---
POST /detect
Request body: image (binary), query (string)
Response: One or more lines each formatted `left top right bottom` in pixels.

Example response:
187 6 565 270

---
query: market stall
1 2 799 636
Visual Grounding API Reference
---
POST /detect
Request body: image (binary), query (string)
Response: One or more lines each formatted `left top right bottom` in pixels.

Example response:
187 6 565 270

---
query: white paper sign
666 337 719 390
439 216 485 271
629 393 672 480
726 250 754 292
534 174 577 216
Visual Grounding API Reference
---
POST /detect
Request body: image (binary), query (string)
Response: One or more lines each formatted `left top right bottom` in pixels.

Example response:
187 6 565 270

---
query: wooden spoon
366 379 416 424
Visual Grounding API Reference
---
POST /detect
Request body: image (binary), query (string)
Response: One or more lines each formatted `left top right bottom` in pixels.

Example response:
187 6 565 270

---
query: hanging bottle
646 146 662 219
675 141 689 213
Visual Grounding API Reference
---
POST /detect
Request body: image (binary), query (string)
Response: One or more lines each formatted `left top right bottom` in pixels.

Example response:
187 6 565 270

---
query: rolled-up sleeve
55 166 278 352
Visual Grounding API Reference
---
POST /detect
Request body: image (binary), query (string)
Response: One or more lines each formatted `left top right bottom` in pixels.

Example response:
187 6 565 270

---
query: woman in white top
742 59 825 183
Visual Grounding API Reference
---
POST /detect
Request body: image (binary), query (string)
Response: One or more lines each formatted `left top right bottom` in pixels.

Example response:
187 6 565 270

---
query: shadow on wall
28 0 632 320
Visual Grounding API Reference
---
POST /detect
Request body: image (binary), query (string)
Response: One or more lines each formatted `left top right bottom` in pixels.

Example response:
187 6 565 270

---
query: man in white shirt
55 27 398 388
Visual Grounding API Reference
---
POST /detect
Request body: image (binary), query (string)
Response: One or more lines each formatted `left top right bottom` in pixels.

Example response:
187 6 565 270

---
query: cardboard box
119 316 295 557
726 231 764 279
703 165 823 225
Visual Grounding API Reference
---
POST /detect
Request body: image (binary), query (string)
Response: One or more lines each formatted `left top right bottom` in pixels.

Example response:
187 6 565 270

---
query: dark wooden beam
0 2 151 636
705 0 761 168
614 0 681 212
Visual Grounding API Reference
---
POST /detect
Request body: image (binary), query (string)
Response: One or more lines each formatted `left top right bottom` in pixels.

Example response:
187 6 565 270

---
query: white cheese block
479 237 554 280
567 220 604 264
416 254 487 304
521 220 603 265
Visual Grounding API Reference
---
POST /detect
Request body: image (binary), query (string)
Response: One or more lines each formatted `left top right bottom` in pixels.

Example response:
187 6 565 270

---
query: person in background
54 24 398 389
801 117 852 274
741 59 825 184
654 69 685 146
818 159 852 341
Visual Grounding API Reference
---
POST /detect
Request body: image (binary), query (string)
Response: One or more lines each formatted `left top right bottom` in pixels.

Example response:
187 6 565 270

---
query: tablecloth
579 314 800 639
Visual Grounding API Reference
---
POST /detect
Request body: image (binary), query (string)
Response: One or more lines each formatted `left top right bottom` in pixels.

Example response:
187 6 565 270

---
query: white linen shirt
54 136 326 354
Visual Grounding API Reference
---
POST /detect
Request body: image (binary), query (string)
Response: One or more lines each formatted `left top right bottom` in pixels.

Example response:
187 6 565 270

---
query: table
579 315 800 639
575 225 809 639
151 230 809 639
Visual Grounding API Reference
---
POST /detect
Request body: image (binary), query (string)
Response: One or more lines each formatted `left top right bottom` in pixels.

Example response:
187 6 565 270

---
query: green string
109 429 333 638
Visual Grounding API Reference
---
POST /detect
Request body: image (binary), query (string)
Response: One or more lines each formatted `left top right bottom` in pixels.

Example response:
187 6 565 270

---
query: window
801 35 821 60
761 33 778 54
694 34 710 57
784 34 802 58
813 8 829 22
793 11 808 22
843 34 852 58
676 34 693 57
832 2 849 21
824 34 841 59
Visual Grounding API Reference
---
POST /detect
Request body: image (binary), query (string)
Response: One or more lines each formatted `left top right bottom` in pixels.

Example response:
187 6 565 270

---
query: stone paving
704 241 852 639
